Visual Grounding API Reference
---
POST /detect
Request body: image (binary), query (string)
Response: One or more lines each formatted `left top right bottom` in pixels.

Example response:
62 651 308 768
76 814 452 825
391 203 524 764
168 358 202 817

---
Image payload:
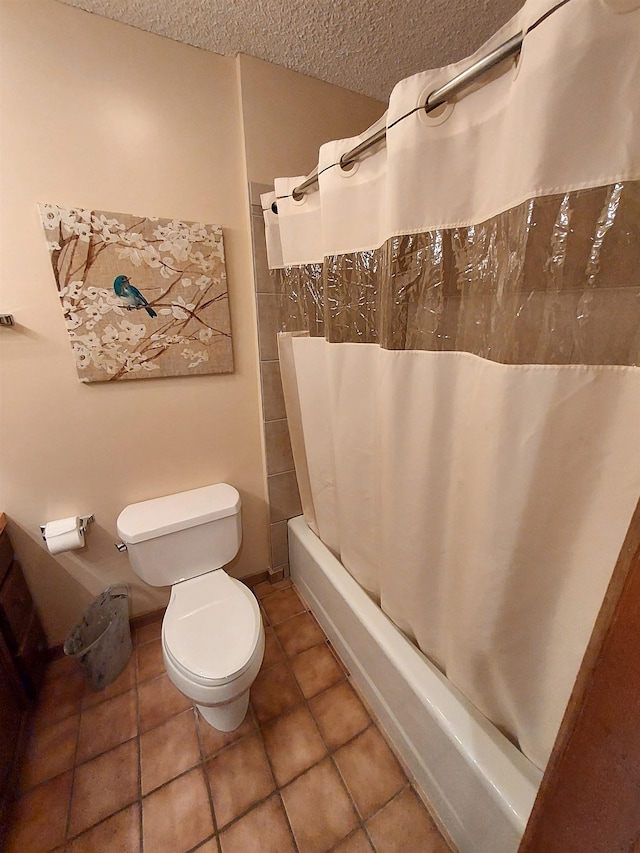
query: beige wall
0 2 385 645
0 1 268 642
238 55 385 184
237 56 384 578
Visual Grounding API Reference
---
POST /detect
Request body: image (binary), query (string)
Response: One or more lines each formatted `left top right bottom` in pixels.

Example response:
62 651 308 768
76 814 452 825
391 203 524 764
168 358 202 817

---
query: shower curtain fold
264 0 640 771
282 337 640 768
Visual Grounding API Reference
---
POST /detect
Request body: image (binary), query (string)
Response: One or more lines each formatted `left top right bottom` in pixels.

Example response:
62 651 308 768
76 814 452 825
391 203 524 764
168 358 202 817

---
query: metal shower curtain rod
291 32 523 200
286 0 572 203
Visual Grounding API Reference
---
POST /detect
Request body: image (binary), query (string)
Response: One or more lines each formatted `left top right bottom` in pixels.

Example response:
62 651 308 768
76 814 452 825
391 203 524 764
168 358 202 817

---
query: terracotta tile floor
5 580 453 853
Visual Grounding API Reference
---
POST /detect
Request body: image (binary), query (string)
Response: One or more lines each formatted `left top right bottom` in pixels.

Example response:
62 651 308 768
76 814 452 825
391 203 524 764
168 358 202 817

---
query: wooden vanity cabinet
0 514 48 837
0 516 47 702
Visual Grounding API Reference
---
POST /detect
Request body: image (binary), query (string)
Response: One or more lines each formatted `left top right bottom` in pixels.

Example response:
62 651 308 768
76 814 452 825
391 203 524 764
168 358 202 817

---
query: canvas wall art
38 204 233 382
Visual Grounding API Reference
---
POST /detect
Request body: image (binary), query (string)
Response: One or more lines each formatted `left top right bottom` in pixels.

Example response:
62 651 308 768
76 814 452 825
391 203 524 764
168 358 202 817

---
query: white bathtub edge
288 515 542 853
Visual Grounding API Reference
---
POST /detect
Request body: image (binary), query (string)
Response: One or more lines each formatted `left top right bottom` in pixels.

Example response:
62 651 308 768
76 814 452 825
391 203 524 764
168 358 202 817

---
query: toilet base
197 689 250 732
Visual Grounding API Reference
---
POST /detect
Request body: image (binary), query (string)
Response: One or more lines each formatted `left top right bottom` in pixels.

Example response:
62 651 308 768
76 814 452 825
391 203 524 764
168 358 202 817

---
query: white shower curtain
263 0 640 770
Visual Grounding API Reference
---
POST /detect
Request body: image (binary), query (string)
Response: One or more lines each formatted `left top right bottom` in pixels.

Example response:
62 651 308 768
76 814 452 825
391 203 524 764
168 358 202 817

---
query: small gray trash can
64 583 132 691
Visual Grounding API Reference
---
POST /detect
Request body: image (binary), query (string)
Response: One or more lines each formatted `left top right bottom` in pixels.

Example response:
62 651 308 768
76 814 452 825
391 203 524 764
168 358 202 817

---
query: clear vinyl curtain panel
274 183 640 365
263 0 640 771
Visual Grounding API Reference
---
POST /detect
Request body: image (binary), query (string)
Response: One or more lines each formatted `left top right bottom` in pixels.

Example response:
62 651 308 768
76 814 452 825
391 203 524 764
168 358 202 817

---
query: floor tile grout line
246 671 300 851
254 587 371 752
253 578 293 600
12 673 144 844
267 601 315 628
323 773 414 853
259 649 374 775
286 592 414 852
262 716 376 794
184 832 218 853
62 652 141 846
252 587 379 851
136 637 167 686
261 604 308 627
22 607 237 845
257 645 351 707
280 584 450 850
122 754 208 806
251 766 299 849
286 585 428 810
137 671 195 736
257 583 422 852
58 720 232 850
195 707 223 853
372 784 415 846
361 781 413 827
328 749 372 843
199 723 256 765
192 595 304 844
326 824 375 853
29 668 85 734
63 681 83 842
324 643 445 843
63 800 141 848
272 618 331 659
69 689 139 769
257 591 345 691
133 623 163 649
60 702 378 850
62 730 138 775
274 788 300 853
139 705 204 794
135 654 143 853
259 717 377 853
25 585 446 853
206 780 298 848
16 712 75 797
143 754 204 799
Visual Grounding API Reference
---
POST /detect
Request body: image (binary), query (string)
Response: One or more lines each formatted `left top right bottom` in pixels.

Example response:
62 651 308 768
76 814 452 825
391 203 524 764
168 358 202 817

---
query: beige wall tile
261 361 287 422
258 294 282 361
270 520 289 568
251 213 277 294
265 419 295 475
249 182 272 206
268 472 302 523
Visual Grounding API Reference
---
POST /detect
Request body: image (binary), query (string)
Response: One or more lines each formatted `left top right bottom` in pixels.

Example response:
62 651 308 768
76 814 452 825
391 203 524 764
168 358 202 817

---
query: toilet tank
116 484 241 587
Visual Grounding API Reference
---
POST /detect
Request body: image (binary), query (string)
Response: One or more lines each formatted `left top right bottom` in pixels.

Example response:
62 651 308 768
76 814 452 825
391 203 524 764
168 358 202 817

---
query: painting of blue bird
113 274 157 318
40 204 232 382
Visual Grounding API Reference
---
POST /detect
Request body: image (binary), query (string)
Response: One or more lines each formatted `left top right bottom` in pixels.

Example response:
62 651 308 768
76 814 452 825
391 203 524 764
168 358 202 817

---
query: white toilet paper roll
44 517 85 555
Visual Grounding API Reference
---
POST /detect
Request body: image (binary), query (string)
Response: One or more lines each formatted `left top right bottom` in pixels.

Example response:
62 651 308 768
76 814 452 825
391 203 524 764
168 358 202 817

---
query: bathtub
288 515 543 853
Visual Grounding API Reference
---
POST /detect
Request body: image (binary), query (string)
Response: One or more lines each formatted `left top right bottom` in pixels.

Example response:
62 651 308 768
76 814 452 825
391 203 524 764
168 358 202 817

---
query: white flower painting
38 204 233 382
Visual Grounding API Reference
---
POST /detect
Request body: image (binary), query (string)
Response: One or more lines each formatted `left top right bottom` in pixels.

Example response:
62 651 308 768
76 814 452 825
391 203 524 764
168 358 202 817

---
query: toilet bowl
161 569 264 730
116 484 264 731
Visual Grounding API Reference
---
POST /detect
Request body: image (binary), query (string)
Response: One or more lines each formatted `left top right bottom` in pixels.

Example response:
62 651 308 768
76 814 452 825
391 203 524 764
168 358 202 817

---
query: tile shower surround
250 182 302 581
5 580 453 853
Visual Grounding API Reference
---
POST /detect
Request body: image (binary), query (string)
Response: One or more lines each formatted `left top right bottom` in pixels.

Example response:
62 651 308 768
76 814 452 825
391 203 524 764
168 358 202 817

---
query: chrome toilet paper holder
40 514 94 541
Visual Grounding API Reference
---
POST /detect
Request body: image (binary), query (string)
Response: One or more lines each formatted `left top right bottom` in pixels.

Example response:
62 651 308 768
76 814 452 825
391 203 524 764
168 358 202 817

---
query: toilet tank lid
116 484 240 544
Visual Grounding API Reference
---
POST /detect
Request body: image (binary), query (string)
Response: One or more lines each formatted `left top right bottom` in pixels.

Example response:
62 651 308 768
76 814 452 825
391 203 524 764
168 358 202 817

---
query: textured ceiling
60 0 524 102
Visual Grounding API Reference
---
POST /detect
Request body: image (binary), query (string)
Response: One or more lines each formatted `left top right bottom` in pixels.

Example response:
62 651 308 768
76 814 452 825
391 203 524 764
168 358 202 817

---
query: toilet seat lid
163 572 261 684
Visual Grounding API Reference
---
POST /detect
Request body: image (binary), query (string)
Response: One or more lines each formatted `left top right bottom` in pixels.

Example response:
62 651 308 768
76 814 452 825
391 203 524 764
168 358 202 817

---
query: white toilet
116 483 264 732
